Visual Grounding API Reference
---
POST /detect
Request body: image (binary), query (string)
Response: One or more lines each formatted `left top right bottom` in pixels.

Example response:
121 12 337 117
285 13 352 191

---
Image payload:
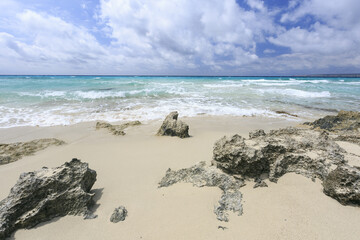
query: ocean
0 76 359 128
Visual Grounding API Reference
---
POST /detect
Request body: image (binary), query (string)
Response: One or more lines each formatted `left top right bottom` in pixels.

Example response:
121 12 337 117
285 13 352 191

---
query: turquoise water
0 75 359 128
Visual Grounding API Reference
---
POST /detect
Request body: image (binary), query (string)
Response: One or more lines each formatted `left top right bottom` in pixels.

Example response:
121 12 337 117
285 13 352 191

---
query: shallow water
0 76 359 128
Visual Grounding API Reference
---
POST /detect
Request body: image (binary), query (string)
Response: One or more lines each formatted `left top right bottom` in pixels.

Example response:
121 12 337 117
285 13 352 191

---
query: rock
303 111 360 145
156 111 190 138
304 111 360 131
110 206 128 223
96 121 141 136
334 132 360 145
159 162 244 222
0 158 97 239
249 129 266 139
0 138 65 165
253 179 268 188
275 110 298 118
323 165 360 206
212 127 345 182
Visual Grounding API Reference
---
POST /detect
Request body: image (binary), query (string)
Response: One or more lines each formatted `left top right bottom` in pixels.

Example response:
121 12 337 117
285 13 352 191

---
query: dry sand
1 116 360 240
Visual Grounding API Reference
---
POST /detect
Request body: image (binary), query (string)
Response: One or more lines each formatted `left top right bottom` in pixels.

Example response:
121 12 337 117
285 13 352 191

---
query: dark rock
334 132 360 145
0 138 65 165
0 158 97 239
159 162 244 222
253 179 268 188
323 165 360 205
249 129 266 139
156 111 190 138
110 206 128 223
96 121 141 136
304 111 360 131
212 127 345 182
303 111 360 145
275 110 298 118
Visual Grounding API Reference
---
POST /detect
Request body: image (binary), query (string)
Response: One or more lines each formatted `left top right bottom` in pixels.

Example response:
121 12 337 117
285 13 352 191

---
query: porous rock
96 121 141 136
323 165 360 205
110 206 128 223
212 127 345 182
0 158 97 239
253 179 268 188
156 111 190 138
249 129 266 139
0 138 65 165
304 111 360 145
304 111 360 131
159 162 244 222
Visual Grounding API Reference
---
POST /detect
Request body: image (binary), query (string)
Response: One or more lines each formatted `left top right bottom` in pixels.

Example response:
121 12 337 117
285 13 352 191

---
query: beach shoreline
1 115 360 239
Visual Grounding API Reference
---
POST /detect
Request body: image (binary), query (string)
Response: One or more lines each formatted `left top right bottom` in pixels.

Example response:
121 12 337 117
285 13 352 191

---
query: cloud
98 0 278 71
0 0 359 75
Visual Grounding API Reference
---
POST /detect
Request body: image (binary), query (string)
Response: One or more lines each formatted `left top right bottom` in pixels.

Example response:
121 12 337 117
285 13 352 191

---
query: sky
0 0 360 75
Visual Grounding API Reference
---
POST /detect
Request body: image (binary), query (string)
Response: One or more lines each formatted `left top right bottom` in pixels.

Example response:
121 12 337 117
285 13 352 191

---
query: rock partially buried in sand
212 127 345 182
304 111 360 131
156 111 190 138
303 111 360 145
0 158 97 239
0 138 65 165
96 121 141 136
323 165 360 206
110 206 128 223
159 162 244 222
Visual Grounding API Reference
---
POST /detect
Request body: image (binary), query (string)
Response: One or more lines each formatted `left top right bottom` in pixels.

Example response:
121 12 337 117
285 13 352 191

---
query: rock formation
156 111 190 138
110 206 128 223
0 138 65 165
0 158 97 239
304 111 360 145
96 121 141 136
159 162 244 221
212 127 345 182
323 165 360 205
304 111 360 131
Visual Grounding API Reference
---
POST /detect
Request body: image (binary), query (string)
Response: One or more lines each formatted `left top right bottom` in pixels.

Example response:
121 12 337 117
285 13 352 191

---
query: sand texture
0 116 360 240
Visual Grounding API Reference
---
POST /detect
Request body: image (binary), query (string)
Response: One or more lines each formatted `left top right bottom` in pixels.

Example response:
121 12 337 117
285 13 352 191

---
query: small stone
110 206 128 223
253 179 268 188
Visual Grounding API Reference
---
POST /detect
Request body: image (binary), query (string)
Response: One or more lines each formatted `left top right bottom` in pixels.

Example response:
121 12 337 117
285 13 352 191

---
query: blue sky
0 0 359 75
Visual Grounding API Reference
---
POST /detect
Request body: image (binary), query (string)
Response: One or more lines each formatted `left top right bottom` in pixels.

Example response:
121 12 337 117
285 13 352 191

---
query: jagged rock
304 111 360 145
212 127 345 182
249 129 266 139
304 111 360 131
156 111 190 138
323 165 360 205
0 158 97 239
0 138 65 166
110 206 128 223
96 121 141 136
159 162 244 222
334 132 360 145
253 179 268 188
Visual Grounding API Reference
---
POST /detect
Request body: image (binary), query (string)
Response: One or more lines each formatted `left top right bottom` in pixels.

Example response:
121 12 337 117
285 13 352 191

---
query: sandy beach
1 116 360 240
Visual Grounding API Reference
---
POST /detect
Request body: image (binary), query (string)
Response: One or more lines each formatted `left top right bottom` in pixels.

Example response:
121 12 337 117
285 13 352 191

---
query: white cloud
0 0 359 75
98 0 277 71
